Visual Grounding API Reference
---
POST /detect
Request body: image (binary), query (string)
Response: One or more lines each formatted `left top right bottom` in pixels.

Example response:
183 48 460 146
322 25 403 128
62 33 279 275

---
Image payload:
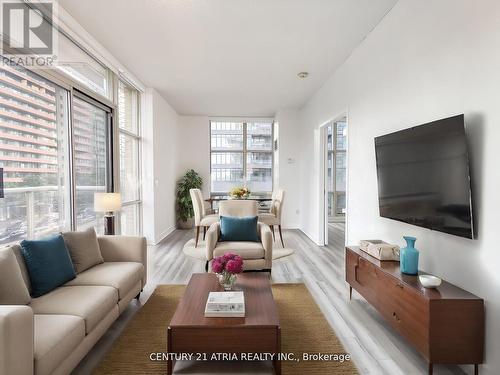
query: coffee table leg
167 327 173 375
273 326 281 375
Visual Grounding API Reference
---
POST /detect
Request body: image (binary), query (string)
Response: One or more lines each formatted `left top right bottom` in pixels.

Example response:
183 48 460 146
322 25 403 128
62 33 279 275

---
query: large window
210 121 273 194
118 81 141 235
0 63 112 245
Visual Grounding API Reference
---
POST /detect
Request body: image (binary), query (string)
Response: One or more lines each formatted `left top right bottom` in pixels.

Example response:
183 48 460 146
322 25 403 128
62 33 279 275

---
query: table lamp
94 192 121 235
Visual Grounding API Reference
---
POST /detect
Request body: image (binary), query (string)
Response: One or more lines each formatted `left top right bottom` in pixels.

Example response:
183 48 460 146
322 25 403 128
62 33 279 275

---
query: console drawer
378 272 430 357
346 251 380 306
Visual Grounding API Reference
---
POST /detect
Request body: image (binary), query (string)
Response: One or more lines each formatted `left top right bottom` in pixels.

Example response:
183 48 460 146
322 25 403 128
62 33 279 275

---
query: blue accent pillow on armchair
20 234 76 298
220 215 259 242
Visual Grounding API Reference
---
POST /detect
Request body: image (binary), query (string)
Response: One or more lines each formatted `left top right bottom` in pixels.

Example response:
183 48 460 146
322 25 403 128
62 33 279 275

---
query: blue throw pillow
20 234 76 298
220 216 259 242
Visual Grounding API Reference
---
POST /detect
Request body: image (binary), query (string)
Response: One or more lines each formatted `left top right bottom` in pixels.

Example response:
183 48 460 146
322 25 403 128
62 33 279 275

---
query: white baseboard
148 226 176 246
300 227 323 246
281 223 300 230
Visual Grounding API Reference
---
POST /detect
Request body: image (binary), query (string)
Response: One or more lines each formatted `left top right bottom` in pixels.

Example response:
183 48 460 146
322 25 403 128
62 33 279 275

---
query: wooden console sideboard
345 246 484 375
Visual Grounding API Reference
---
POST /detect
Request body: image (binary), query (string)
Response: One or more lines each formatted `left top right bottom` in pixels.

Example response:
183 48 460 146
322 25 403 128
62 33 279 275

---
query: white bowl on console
419 275 442 288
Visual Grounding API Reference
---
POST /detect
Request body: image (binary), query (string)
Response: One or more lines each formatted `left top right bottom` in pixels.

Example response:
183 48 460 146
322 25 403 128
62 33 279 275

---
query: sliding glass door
0 65 71 245
72 94 111 232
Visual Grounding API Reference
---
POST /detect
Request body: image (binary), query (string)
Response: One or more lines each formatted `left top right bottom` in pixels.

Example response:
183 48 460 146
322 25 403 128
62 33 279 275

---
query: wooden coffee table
167 273 281 374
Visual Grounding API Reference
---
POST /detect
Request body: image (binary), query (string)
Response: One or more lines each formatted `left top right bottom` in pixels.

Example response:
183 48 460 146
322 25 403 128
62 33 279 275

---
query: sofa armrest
0 306 33 375
205 223 220 261
258 223 273 267
98 236 147 287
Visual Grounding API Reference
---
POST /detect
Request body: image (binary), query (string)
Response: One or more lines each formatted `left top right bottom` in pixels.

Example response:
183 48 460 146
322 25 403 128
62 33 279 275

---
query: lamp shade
94 193 121 212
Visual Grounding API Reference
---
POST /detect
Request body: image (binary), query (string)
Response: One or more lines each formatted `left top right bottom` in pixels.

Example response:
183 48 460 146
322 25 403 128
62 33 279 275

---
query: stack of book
204 291 245 317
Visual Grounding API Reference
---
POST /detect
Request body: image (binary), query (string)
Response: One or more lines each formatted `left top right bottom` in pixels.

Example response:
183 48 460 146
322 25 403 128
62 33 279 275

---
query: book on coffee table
204 291 245 317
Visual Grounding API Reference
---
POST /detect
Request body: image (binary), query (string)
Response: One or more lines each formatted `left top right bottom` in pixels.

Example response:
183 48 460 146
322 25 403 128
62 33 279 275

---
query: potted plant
176 169 202 229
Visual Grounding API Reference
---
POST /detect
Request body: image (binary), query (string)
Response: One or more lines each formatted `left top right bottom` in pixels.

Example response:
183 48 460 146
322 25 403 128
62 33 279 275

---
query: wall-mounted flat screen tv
374 114 474 239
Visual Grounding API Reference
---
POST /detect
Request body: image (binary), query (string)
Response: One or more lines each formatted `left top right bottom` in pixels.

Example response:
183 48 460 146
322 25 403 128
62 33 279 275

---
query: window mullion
68 89 77 231
243 122 247 187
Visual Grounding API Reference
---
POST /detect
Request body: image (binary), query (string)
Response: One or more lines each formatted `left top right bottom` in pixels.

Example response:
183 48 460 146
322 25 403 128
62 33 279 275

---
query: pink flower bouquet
211 253 243 290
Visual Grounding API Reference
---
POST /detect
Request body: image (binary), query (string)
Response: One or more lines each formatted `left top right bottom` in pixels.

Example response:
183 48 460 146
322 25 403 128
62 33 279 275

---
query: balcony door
71 92 112 232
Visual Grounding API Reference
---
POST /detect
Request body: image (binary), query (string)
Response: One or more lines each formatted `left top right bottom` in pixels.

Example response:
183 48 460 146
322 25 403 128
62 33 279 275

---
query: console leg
167 327 173 375
205 261 209 272
474 364 479 375
349 286 352 300
428 362 433 375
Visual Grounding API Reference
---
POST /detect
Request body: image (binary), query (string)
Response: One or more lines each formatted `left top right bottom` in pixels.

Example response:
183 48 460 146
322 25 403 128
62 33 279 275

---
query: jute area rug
94 284 358 374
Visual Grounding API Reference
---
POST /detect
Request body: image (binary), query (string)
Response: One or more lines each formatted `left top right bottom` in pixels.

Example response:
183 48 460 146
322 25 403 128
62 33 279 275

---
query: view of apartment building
210 121 273 193
0 65 107 244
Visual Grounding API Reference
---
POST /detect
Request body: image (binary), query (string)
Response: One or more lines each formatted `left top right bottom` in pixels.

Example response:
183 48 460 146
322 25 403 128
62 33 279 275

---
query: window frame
209 120 274 196
0 1 145 239
327 121 346 220
116 78 142 235
70 89 114 231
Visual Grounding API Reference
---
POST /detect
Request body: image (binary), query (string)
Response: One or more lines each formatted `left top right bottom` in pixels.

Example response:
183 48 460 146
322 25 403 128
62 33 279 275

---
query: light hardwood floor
73 226 467 375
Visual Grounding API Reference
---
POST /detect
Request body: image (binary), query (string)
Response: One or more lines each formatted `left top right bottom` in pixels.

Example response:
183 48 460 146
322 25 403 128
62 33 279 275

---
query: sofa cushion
20 235 76 298
220 215 259 242
65 262 143 299
0 247 31 304
30 285 117 334
62 227 104 273
34 314 85 375
213 241 264 259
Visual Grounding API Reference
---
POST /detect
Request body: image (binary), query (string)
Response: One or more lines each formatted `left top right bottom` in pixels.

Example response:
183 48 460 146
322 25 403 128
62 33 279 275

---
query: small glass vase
217 272 237 291
400 236 419 275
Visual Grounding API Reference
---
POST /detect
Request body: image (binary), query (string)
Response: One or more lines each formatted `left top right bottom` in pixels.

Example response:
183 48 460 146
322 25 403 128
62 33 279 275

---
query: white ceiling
58 0 397 116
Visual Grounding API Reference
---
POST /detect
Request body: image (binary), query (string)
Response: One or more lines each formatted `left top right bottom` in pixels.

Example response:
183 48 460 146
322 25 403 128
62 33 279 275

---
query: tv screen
374 114 474 239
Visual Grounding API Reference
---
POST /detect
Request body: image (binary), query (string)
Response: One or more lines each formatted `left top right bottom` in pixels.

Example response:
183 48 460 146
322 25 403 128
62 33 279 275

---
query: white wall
298 0 500 373
274 109 302 228
176 116 212 197
142 88 179 244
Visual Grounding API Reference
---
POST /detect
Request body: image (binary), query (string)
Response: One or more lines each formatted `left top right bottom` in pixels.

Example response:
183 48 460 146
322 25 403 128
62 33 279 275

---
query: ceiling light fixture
297 72 309 79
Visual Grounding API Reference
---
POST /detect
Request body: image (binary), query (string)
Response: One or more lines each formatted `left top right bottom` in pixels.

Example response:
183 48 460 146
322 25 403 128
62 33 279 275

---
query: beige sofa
0 235 147 375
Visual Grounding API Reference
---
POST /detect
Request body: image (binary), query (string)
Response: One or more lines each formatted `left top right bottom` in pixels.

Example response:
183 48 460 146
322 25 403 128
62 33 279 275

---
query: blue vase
400 236 419 275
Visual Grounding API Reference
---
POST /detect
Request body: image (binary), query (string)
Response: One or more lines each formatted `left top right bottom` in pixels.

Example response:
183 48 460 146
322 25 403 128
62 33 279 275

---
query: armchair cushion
213 241 264 259
20 235 76 298
220 216 259 242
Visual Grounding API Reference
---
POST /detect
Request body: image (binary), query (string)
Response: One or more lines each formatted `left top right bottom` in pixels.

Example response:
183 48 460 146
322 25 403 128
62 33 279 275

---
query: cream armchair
190 189 218 247
205 200 273 272
258 189 285 247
